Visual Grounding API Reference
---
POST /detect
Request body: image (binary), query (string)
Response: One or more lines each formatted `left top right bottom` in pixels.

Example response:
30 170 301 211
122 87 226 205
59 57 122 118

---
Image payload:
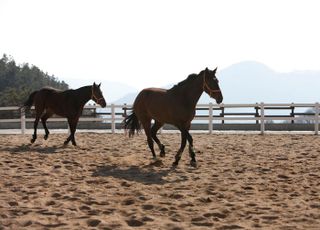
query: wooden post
20 108 26 134
255 103 259 124
290 103 295 124
315 102 319 135
123 104 127 135
123 103 127 118
260 102 265 135
208 103 213 134
111 104 115 134
221 105 225 124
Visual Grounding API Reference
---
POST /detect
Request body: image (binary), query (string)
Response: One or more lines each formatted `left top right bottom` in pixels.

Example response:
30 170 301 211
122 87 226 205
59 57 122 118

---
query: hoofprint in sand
0 133 319 229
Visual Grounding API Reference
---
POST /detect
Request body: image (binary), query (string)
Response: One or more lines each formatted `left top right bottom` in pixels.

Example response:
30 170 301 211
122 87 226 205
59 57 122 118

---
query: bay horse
124 67 223 167
22 83 106 146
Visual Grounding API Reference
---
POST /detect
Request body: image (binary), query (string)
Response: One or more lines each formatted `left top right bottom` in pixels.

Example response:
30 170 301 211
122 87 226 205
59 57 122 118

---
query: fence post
123 104 127 135
255 103 259 124
123 103 127 118
260 102 265 135
221 105 225 124
315 102 319 135
20 108 26 134
290 102 295 124
208 103 213 134
111 104 115 134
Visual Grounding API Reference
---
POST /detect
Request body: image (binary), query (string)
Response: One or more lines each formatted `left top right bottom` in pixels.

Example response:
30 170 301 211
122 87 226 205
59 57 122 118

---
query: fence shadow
92 163 176 185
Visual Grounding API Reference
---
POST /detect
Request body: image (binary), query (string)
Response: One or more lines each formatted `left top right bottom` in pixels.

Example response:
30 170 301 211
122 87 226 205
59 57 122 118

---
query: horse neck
76 86 92 106
177 74 204 107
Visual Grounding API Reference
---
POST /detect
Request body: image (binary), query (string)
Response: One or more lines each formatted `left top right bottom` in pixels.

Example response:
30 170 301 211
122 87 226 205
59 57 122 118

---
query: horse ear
93 82 96 87
213 67 218 73
98 83 101 87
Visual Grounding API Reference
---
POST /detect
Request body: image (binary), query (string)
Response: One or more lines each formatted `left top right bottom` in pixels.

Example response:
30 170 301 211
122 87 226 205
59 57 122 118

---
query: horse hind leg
31 115 40 143
64 118 73 145
151 121 165 157
31 105 45 144
172 129 187 167
41 111 53 140
141 118 156 159
186 131 197 167
65 117 79 146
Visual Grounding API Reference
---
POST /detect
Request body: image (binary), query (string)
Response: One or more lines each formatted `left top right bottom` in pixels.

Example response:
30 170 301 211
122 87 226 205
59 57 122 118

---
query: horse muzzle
97 98 107 108
100 100 107 108
215 95 223 104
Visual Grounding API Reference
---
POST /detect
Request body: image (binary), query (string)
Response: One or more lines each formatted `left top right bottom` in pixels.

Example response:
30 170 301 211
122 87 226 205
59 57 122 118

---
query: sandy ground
0 133 320 230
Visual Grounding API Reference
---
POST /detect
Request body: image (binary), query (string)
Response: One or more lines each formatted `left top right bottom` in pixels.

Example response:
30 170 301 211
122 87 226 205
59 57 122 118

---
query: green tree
0 54 68 106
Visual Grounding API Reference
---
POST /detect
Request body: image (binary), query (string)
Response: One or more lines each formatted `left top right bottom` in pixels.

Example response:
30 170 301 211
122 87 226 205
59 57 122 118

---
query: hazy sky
1 0 319 89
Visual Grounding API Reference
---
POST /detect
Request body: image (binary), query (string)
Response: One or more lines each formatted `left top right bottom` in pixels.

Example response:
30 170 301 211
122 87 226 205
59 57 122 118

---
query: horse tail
123 112 141 137
21 91 38 111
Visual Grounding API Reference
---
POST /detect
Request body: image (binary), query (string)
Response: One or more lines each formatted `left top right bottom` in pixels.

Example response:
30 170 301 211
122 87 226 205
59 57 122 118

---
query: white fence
0 103 319 134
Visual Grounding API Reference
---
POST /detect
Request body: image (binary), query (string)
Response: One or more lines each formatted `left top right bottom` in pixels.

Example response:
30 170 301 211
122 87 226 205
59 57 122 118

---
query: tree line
0 54 68 106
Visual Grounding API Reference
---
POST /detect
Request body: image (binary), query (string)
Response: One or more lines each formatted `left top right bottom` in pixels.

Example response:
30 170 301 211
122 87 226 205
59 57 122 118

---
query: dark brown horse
22 83 106 146
124 67 223 167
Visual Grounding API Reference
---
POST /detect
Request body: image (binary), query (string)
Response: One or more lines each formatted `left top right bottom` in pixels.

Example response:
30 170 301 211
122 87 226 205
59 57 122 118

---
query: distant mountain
114 92 139 105
216 61 320 103
67 61 320 105
113 83 174 104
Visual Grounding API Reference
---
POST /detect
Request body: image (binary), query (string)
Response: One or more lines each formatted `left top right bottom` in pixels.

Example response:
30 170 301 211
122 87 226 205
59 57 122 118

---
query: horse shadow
92 162 177 185
0 143 65 155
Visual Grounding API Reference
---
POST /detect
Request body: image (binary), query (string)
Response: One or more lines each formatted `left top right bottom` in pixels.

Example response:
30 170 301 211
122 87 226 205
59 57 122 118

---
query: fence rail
0 103 319 134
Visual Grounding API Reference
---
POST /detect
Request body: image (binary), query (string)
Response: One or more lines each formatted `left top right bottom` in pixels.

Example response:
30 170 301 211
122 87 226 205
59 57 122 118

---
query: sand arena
0 133 320 229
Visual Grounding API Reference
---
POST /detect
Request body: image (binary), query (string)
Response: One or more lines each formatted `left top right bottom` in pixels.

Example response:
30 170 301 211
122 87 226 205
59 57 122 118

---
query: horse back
36 87 64 100
134 88 168 107
133 88 194 125
34 87 76 117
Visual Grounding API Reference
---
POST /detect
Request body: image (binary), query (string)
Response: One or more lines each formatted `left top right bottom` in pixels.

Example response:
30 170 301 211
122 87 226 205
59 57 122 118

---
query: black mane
169 73 198 91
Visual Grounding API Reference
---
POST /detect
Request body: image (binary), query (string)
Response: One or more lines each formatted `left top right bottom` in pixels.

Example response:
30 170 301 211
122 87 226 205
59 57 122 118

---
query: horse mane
41 85 92 94
43 86 58 90
168 73 199 91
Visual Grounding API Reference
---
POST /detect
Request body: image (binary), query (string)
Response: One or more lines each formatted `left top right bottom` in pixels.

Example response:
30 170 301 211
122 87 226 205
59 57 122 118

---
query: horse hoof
30 139 35 144
160 146 165 157
64 141 69 145
172 161 178 167
190 160 197 168
44 135 48 140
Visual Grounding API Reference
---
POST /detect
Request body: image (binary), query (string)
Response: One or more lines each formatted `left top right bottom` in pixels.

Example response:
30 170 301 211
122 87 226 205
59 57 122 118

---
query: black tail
123 112 141 137
21 91 37 112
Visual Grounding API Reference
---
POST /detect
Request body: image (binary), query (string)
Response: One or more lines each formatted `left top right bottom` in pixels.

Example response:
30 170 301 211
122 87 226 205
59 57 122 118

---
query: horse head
92 82 107 108
202 67 223 104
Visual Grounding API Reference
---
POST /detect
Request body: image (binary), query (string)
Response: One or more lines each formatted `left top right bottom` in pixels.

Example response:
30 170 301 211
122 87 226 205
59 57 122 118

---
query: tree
0 54 68 106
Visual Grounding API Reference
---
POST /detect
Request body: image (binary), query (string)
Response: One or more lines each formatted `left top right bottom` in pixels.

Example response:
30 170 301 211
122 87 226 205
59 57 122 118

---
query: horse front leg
64 117 79 146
